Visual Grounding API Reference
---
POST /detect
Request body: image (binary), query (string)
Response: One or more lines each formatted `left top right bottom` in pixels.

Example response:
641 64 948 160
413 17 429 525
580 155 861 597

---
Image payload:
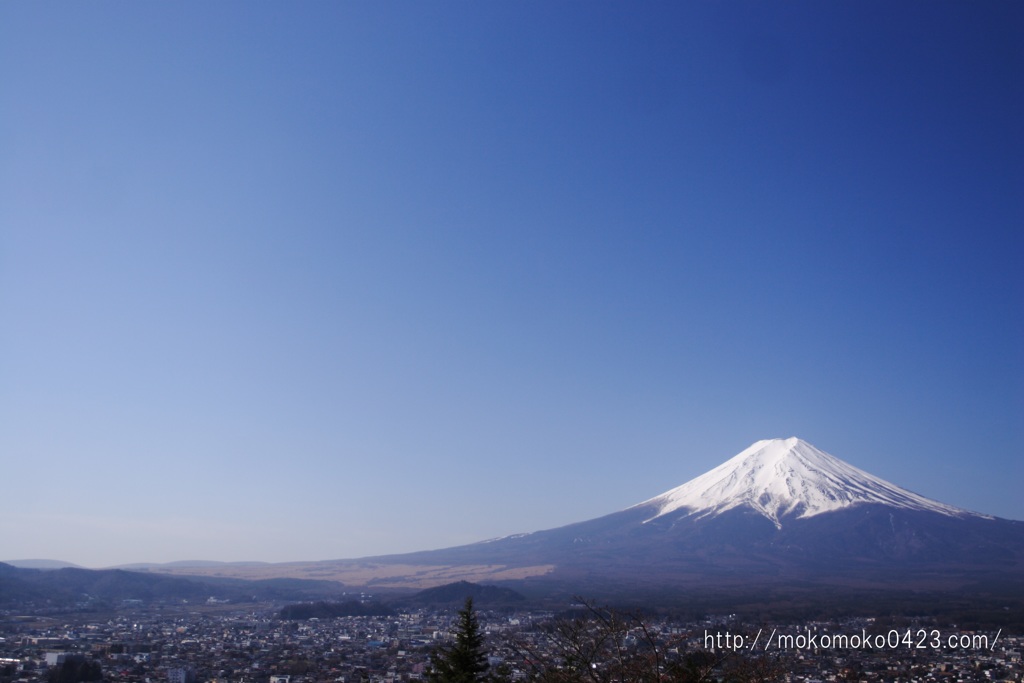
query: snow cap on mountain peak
638 437 982 527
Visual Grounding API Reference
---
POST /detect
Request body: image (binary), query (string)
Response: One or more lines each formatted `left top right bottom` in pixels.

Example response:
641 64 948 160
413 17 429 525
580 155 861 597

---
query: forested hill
0 562 343 607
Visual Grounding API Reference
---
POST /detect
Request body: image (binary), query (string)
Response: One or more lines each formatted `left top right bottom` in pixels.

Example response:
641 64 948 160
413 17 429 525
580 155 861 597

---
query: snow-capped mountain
142 437 1024 607
637 437 985 527
348 437 1023 594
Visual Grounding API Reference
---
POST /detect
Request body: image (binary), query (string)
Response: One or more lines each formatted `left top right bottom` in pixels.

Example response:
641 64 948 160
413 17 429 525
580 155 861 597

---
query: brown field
147 561 555 589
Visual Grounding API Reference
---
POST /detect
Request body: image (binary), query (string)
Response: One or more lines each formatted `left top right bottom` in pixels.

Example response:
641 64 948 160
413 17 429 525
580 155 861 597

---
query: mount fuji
340 437 1024 596
150 438 1024 605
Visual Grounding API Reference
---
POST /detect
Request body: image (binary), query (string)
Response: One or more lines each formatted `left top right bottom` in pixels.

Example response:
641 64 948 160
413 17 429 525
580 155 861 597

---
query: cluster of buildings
0 602 1020 682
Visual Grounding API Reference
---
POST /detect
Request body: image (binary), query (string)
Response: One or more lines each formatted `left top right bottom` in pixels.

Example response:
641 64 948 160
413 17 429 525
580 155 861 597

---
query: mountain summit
636 437 982 528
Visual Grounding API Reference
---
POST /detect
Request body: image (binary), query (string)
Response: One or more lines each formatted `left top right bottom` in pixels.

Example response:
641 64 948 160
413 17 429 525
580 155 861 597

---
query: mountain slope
353 438 1023 591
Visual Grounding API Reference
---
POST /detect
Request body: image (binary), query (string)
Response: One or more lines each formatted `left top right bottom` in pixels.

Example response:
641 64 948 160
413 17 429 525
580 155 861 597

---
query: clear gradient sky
2 2 1021 568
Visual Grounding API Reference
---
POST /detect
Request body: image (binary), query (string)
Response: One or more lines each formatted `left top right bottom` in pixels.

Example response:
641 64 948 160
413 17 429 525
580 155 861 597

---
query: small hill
401 580 526 607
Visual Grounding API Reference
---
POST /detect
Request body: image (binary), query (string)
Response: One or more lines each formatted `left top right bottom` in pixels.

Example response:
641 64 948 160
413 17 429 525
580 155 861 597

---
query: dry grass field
147 561 555 589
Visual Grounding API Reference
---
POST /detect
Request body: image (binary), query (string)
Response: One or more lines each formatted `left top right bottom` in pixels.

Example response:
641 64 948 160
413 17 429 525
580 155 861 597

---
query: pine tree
427 597 489 683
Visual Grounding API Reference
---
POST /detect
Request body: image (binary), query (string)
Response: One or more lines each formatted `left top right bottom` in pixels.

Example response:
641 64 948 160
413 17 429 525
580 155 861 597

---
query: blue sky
2 2 1021 568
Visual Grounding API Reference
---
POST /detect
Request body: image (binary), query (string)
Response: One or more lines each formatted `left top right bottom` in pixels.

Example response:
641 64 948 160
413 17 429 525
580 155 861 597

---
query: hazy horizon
2 2 1021 568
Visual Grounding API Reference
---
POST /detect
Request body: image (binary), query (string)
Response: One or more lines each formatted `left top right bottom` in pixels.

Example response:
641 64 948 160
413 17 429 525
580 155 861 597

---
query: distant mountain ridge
0 562 345 607
116 560 273 570
4 559 84 569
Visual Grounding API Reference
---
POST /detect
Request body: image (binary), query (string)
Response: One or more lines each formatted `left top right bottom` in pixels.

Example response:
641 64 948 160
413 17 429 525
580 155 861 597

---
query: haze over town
2 2 1021 568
